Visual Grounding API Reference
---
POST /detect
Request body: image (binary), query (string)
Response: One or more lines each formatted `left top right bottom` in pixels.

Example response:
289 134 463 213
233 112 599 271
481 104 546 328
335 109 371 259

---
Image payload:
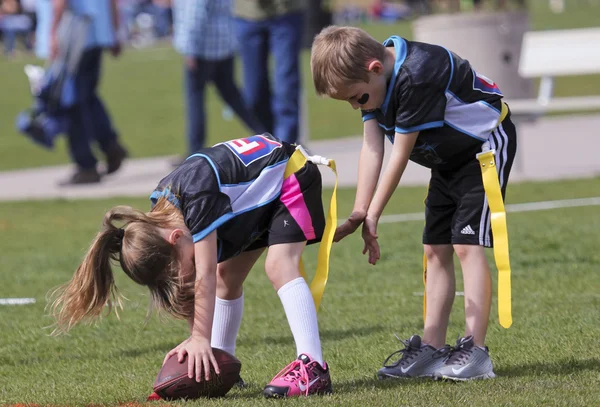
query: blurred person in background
233 0 305 144
1 0 33 57
172 0 266 162
49 0 128 185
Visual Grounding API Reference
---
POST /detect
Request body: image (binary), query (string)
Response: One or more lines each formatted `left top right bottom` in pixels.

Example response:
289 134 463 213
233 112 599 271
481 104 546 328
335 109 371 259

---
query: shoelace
382 335 421 368
271 359 312 396
435 339 473 365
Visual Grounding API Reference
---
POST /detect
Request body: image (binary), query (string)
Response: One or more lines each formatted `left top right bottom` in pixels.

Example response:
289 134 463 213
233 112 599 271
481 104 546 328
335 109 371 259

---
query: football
153 348 242 400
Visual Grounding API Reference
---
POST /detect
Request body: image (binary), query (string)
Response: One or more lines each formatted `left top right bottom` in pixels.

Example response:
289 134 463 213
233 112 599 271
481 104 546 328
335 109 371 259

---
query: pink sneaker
263 354 332 398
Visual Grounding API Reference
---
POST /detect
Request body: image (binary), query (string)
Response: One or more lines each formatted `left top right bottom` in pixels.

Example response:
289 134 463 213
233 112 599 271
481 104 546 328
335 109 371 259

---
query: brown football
153 348 242 400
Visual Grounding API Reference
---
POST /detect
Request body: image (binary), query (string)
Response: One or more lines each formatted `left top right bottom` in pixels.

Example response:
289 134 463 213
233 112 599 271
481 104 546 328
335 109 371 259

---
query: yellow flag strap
422 101 511 327
285 146 337 311
477 149 512 328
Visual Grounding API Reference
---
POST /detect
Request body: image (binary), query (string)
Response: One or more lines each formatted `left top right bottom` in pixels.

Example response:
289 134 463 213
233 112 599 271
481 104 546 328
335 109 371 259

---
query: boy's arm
367 131 419 220
334 120 385 242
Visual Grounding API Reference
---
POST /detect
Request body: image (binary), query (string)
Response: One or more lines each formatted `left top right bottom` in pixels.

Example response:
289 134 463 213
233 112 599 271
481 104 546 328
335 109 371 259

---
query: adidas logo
461 225 475 235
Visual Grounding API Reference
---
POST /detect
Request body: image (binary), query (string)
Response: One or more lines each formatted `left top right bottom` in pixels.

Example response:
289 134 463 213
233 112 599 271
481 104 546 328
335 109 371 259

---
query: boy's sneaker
434 336 496 381
263 354 332 398
377 335 447 379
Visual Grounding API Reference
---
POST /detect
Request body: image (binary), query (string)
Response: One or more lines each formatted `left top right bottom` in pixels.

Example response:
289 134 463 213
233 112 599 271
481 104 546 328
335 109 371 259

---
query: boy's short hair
311 26 386 97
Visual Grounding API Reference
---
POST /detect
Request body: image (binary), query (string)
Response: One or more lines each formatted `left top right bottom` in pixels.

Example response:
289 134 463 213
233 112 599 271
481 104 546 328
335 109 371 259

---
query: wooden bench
509 27 600 116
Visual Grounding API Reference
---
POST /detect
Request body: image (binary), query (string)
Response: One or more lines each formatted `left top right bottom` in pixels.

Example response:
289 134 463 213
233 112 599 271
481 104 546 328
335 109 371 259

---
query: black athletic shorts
245 162 325 251
423 114 517 247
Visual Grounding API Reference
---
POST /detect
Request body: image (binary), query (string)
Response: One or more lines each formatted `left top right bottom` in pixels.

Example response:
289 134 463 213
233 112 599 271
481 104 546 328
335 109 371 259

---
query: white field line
372 197 600 225
0 298 36 305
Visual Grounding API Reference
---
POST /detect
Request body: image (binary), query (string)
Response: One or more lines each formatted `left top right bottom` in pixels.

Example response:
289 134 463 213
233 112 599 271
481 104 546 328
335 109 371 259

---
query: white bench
509 27 600 116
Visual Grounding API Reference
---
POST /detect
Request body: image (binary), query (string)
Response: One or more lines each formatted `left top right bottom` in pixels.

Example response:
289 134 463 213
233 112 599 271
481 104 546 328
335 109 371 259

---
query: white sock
277 277 324 365
210 294 244 356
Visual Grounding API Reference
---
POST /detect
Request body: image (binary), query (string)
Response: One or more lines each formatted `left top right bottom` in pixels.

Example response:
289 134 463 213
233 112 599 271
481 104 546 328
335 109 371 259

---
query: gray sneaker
377 335 447 379
434 336 496 381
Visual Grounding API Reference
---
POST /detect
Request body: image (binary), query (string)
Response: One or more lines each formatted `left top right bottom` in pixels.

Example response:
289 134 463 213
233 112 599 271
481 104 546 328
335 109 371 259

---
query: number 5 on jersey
222 135 282 166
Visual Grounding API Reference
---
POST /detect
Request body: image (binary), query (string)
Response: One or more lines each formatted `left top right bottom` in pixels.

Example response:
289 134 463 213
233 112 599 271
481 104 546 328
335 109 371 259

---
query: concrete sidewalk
1 114 599 202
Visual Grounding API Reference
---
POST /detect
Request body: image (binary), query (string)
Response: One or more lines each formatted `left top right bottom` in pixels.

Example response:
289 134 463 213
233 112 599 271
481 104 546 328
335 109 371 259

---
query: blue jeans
184 56 266 154
67 48 119 169
234 11 304 144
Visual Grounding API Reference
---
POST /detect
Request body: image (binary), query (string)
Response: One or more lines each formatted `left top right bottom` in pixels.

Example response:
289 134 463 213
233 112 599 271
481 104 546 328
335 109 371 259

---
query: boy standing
311 26 516 381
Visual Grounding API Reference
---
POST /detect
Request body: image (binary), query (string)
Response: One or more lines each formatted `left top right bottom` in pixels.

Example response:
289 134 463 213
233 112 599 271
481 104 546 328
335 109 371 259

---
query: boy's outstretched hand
334 211 366 242
362 217 380 265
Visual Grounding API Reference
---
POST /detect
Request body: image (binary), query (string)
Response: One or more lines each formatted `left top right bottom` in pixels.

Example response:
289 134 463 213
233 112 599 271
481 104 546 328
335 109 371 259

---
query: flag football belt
284 145 337 312
422 101 513 328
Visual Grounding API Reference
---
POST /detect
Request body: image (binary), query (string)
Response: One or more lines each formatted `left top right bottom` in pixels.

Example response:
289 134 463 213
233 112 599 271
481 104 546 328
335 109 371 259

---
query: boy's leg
422 170 456 348
423 244 455 349
377 175 455 380
436 116 517 380
211 248 265 356
453 244 491 346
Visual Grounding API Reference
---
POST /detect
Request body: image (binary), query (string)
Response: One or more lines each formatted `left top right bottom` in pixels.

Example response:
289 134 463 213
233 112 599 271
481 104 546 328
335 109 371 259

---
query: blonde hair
49 197 195 335
311 25 387 97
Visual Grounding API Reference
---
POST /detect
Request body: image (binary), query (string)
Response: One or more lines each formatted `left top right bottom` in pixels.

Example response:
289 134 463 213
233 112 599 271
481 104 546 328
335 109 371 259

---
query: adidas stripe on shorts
422 115 517 248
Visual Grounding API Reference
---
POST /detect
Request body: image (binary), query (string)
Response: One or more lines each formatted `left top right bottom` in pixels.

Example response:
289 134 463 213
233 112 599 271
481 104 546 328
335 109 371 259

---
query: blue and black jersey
362 36 505 171
151 134 296 262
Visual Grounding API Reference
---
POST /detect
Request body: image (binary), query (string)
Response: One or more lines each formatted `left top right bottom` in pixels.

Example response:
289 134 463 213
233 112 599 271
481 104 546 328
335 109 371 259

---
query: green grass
1 177 600 406
1 2 600 172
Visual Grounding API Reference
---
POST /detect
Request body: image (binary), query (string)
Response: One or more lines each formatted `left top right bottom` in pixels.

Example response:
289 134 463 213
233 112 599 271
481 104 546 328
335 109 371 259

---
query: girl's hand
163 336 220 382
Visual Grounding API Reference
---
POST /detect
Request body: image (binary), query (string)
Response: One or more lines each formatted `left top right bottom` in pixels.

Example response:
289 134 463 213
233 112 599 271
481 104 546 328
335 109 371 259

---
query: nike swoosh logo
298 377 320 392
400 362 418 374
452 364 471 375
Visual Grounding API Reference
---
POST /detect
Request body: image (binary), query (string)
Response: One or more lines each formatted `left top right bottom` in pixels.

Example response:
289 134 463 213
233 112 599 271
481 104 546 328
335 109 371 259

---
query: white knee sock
277 277 324 365
210 294 244 356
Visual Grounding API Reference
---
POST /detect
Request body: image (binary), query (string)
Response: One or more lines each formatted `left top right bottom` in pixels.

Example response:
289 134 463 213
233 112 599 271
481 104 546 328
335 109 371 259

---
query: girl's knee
264 255 301 290
216 265 243 299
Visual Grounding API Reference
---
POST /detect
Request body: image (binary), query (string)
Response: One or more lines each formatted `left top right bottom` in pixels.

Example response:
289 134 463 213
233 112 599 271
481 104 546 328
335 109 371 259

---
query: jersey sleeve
183 159 232 242
152 157 232 243
361 110 377 122
394 58 450 134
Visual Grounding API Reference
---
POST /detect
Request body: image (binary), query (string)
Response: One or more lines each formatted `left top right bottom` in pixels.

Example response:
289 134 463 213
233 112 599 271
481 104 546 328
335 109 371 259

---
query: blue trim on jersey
149 187 181 209
186 153 222 188
193 213 234 242
395 121 445 134
443 121 487 141
444 47 454 92
479 100 501 114
220 160 288 187
377 122 395 131
381 36 407 115
192 190 282 242
446 90 463 103
362 112 376 122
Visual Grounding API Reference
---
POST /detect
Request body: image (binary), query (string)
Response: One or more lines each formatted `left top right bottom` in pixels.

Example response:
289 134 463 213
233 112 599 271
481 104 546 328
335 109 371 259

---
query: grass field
1 1 600 172
1 177 600 406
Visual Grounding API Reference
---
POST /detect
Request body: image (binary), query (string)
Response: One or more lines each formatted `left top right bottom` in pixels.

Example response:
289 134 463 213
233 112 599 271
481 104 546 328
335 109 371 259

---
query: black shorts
423 115 517 247
245 162 326 251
